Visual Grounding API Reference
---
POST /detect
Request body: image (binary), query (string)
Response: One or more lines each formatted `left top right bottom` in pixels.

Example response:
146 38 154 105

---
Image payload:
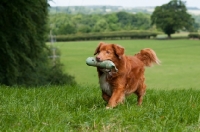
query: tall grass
0 85 200 131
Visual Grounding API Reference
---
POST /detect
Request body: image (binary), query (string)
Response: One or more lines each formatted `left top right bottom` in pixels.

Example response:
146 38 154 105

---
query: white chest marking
99 73 112 96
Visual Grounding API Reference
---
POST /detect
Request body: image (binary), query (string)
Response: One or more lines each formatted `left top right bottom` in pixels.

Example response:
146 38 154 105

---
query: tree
93 19 108 32
0 0 76 86
151 0 195 38
57 23 77 34
116 11 132 29
134 13 151 30
0 0 48 85
104 13 120 31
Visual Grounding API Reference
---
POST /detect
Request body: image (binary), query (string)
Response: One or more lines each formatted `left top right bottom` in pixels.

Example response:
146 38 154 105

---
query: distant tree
78 14 97 30
116 11 151 30
104 13 120 31
134 13 151 30
93 19 108 32
151 0 195 38
104 13 118 24
116 11 132 28
57 23 77 34
78 25 91 33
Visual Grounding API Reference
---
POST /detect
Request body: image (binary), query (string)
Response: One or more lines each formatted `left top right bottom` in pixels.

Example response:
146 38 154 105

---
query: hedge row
50 31 159 42
188 33 200 39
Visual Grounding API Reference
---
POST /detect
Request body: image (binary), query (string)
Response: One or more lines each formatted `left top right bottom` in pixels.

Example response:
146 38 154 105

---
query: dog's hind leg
135 83 146 105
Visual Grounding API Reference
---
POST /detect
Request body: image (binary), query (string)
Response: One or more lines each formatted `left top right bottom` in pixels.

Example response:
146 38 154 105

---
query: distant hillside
49 6 200 15
49 6 151 14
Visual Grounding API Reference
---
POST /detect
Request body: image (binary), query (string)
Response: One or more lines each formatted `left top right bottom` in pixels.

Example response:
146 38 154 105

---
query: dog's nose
96 56 101 62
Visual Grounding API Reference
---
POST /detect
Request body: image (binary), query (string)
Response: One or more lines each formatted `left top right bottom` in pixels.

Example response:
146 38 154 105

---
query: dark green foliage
151 0 195 38
188 33 200 39
116 11 133 27
0 0 76 86
0 0 48 85
46 63 76 85
57 23 77 34
53 31 158 42
49 12 151 35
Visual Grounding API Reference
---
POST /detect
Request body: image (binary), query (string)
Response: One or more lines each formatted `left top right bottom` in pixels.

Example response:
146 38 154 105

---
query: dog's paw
106 106 113 109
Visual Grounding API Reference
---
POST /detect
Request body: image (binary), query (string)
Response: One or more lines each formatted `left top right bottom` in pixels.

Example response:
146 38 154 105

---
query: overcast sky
49 0 200 8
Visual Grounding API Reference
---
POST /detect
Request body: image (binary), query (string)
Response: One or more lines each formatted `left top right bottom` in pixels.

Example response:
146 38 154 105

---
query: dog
94 42 160 109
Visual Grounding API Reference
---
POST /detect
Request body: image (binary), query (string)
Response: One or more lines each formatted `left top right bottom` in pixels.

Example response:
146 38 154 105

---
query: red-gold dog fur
94 42 160 109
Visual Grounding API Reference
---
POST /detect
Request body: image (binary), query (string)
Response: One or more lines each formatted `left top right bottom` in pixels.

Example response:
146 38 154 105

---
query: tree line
49 2 199 38
49 12 152 35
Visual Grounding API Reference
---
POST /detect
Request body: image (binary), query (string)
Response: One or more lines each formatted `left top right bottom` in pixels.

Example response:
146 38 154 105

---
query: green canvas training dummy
86 57 118 72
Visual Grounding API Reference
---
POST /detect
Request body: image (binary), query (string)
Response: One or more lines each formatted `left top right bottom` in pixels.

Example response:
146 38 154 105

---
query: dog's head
94 42 124 62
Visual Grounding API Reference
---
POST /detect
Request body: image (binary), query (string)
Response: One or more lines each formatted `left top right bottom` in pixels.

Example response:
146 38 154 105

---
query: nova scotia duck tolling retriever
93 42 160 109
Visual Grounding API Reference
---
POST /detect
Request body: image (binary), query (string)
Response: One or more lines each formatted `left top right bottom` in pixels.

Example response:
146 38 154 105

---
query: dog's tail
135 48 160 67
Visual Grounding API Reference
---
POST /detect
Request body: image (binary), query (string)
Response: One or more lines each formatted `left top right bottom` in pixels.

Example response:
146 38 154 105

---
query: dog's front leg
102 91 110 102
106 88 125 109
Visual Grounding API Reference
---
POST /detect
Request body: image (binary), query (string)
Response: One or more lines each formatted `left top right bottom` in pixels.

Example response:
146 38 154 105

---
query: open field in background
157 32 190 39
51 39 200 90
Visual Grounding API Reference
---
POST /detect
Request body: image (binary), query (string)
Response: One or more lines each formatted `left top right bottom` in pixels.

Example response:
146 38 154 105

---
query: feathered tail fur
135 48 160 66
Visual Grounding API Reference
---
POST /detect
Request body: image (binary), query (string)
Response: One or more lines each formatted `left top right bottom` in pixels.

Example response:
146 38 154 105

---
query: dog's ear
112 44 124 59
94 42 104 55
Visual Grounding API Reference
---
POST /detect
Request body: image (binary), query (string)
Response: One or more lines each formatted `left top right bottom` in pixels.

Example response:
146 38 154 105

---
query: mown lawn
1 39 200 131
0 85 200 131
52 39 200 90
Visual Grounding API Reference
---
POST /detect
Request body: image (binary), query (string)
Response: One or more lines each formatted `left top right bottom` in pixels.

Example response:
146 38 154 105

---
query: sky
49 0 200 8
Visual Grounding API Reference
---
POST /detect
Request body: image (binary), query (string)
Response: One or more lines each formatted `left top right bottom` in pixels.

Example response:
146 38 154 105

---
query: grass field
53 39 200 89
1 39 200 131
0 85 200 131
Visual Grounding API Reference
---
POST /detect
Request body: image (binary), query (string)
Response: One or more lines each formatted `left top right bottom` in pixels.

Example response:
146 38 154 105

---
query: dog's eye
106 51 110 54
